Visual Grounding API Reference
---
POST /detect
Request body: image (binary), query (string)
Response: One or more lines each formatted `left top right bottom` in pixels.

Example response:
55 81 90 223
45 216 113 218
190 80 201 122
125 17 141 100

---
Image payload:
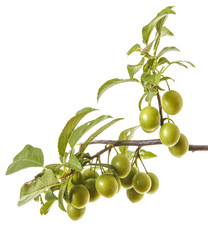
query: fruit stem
156 90 164 126
167 114 170 123
97 156 104 173
163 117 174 124
105 143 118 155
138 157 148 174
132 147 140 170
135 147 148 173
166 80 171 90
134 159 139 171
107 148 111 164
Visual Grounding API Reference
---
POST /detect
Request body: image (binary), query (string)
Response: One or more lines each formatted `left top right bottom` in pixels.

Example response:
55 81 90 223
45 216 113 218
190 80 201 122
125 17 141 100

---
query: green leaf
142 6 175 44
153 35 160 53
155 71 162 85
156 85 165 91
171 61 188 68
127 43 141 55
157 46 180 58
119 126 139 155
182 61 195 68
58 107 96 157
6 145 44 175
45 190 58 202
45 164 63 173
69 115 112 149
75 152 91 161
160 76 175 82
161 26 174 37
169 60 195 68
40 201 55 215
141 41 154 57
157 6 175 16
141 72 155 86
80 118 124 153
156 16 168 35
127 58 145 78
145 40 155 52
143 58 158 71
34 195 41 202
148 59 158 71
59 152 70 164
18 169 59 207
68 154 83 171
141 71 161 86
97 78 140 102
158 57 170 66
145 89 158 104
141 74 151 89
58 177 70 212
76 107 94 115
139 149 157 159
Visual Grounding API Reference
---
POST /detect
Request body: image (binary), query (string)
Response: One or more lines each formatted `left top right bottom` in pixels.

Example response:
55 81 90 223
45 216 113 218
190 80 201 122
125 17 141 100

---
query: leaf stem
162 63 171 73
40 194 44 205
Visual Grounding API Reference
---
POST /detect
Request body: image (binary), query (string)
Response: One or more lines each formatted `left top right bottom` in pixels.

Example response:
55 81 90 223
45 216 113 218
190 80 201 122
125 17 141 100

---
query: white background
1 0 208 239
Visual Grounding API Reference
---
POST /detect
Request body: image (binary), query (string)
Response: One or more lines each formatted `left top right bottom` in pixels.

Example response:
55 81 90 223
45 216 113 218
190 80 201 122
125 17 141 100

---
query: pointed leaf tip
80 118 124 153
119 126 139 155
58 107 96 157
157 46 180 58
142 6 176 44
6 145 44 175
69 115 112 149
97 78 140 102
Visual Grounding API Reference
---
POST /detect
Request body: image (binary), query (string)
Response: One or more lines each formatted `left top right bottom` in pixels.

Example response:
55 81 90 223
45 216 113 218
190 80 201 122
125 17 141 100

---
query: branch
60 140 208 179
90 139 161 147
87 139 208 160
189 144 208 152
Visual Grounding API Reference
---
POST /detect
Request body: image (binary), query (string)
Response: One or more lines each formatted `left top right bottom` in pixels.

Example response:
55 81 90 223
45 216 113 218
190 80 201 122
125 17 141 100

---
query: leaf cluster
97 6 194 108
5 107 124 214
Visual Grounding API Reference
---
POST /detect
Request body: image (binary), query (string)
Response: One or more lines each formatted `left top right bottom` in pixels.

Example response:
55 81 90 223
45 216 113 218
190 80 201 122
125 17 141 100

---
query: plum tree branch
86 139 208 160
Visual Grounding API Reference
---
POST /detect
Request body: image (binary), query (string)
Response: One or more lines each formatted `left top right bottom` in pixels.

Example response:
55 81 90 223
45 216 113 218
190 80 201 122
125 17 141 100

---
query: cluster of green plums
139 90 189 157
65 153 159 221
